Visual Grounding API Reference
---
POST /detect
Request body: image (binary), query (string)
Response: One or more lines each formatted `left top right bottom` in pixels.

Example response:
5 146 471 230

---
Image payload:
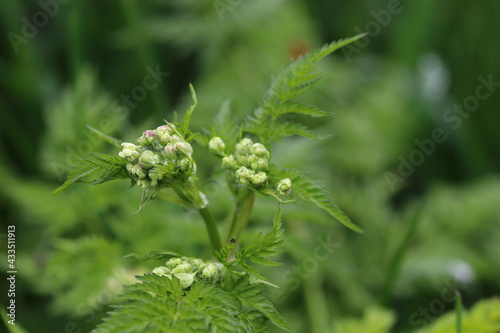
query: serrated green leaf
289 171 364 233
52 152 127 194
123 250 182 262
274 100 331 117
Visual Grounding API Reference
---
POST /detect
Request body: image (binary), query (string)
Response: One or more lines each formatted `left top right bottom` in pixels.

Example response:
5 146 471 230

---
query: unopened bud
251 172 268 185
139 150 161 167
175 141 193 156
235 138 253 154
277 178 292 195
208 137 226 155
250 143 269 157
152 266 170 276
175 272 195 289
222 155 239 170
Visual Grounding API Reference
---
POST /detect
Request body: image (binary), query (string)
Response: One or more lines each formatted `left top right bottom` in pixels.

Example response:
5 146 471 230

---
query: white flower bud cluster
118 124 196 190
277 178 292 195
152 257 226 289
216 138 271 187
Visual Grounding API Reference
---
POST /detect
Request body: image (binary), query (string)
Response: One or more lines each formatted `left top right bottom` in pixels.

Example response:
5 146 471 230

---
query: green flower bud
277 178 292 195
163 143 177 160
175 141 193 156
235 153 249 166
222 155 239 170
208 137 226 155
235 138 253 154
176 157 192 172
250 143 269 157
136 179 151 190
172 263 193 274
192 259 206 271
166 258 182 267
174 272 195 289
131 164 147 179
235 166 255 185
251 171 268 185
152 266 170 276
249 156 269 171
201 264 219 280
139 150 161 167
169 135 183 144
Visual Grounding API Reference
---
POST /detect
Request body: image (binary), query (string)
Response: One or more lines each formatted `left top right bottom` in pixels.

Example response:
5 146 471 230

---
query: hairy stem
198 206 222 257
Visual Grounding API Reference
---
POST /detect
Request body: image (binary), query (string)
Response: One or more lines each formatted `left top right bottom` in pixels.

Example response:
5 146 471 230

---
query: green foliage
421 298 500 333
93 272 294 333
52 153 128 194
244 34 366 145
284 169 363 233
332 307 395 333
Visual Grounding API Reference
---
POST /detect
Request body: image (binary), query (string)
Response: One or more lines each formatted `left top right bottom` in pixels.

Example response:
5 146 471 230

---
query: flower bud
251 171 268 185
174 272 195 289
277 178 292 195
235 166 254 185
221 155 239 170
139 150 161 167
136 179 151 190
163 143 177 160
152 266 170 276
118 142 140 161
132 164 147 178
175 141 193 156
172 263 193 274
169 135 182 144
235 138 253 154
208 137 226 155
202 264 219 280
250 143 269 157
250 156 269 171
176 157 192 172
166 258 182 267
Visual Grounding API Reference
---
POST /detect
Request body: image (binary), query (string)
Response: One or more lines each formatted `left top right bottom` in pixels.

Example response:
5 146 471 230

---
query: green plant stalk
198 206 222 257
380 202 424 305
455 291 463 333
303 270 329 333
227 191 255 244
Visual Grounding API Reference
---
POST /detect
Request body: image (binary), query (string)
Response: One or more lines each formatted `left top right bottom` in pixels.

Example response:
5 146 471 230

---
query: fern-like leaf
244 34 366 144
287 170 364 233
232 205 285 284
52 152 127 194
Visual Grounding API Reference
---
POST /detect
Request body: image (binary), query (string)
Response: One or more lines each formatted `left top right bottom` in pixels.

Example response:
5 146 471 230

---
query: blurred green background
1 0 499 332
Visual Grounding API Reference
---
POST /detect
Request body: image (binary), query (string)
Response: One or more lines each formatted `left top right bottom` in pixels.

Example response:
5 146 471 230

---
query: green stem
198 206 222 257
380 202 424 305
455 291 463 333
228 192 255 243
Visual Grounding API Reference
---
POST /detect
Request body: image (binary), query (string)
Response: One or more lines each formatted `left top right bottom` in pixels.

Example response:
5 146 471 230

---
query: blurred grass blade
455 291 462 333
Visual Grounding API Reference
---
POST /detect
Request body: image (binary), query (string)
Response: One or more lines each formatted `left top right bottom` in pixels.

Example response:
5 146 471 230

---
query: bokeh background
1 0 499 332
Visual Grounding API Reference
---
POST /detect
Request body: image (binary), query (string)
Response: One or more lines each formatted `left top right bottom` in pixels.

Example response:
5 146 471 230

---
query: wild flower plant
54 34 366 333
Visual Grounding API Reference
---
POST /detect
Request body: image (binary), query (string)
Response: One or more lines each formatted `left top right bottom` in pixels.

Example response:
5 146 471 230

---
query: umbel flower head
118 123 196 191
152 257 226 289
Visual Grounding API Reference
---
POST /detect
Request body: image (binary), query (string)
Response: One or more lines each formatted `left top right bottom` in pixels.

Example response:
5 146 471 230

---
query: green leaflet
52 152 128 195
243 33 367 144
287 170 364 233
92 272 294 333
